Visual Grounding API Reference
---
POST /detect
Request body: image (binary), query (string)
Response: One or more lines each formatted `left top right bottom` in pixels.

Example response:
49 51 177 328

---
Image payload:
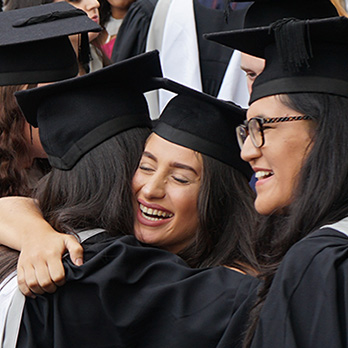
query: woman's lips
135 199 174 227
90 15 99 24
136 207 173 227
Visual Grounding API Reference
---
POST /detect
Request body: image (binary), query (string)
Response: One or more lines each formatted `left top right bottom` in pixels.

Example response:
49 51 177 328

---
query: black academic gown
112 0 247 97
17 234 259 348
250 228 348 348
111 0 158 63
193 0 245 96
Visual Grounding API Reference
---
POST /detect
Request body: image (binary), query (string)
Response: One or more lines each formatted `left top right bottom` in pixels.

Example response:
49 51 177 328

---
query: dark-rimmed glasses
236 115 311 149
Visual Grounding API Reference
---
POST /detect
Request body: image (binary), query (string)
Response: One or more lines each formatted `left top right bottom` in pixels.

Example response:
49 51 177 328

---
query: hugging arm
0 196 83 297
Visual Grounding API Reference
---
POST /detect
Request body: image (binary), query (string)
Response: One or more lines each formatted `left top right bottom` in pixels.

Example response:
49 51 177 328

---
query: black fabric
150 78 252 178
205 0 338 51
194 0 246 96
15 51 162 170
0 37 78 86
250 228 348 348
233 0 338 28
205 17 348 103
112 0 247 97
0 2 101 85
17 234 259 348
111 0 158 63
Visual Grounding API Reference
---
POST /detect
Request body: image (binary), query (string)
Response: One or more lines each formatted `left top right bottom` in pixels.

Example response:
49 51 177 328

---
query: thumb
65 235 84 266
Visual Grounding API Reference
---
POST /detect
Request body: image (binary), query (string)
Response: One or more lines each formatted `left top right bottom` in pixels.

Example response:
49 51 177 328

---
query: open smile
139 203 174 222
255 170 274 180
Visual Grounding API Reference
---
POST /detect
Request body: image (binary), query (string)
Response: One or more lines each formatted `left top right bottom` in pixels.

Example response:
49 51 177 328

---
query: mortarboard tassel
224 0 232 23
270 18 313 72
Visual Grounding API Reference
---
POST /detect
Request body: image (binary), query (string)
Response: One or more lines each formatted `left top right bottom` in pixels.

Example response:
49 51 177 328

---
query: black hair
179 154 259 274
243 92 348 346
34 127 150 237
98 0 111 28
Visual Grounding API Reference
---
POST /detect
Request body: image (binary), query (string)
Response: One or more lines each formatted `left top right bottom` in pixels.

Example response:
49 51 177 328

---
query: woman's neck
111 7 128 20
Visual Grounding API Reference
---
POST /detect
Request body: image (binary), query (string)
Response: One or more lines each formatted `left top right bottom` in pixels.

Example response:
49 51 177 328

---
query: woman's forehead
247 95 295 119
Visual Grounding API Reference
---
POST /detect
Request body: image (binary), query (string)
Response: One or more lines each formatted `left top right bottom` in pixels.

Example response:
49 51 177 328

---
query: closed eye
173 176 189 184
139 165 154 172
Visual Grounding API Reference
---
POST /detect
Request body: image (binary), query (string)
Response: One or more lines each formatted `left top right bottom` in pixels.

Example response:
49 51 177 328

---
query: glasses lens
248 118 263 148
236 125 247 150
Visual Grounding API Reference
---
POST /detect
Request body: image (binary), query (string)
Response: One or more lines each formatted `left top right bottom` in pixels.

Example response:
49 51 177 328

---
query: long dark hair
243 92 348 346
0 84 49 197
98 0 111 28
179 154 259 274
34 127 150 237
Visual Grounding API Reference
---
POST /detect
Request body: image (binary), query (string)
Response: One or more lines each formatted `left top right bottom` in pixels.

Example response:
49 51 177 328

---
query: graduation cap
208 16 348 104
209 0 338 50
14 50 163 170
227 0 338 28
0 1 101 85
150 78 253 179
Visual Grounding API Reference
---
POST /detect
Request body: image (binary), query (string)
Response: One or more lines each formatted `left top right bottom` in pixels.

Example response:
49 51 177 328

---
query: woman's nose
241 135 261 163
86 0 100 11
142 175 166 200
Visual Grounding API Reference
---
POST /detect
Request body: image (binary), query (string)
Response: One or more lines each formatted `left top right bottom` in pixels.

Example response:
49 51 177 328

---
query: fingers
17 265 37 298
65 235 84 266
17 249 66 297
17 234 83 298
17 255 66 296
17 263 66 297
16 234 84 297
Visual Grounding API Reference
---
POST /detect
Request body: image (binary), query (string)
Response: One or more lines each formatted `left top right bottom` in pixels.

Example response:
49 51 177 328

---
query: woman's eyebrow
142 151 157 161
142 152 198 175
171 162 198 175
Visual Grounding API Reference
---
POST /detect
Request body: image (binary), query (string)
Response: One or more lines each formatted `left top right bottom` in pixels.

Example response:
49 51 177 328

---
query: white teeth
139 204 173 219
255 171 274 179
142 214 160 221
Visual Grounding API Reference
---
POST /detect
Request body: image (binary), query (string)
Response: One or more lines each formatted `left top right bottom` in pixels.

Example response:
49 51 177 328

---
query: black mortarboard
150 78 253 179
208 0 338 50
228 0 338 28
15 50 163 170
0 2 101 85
207 16 348 104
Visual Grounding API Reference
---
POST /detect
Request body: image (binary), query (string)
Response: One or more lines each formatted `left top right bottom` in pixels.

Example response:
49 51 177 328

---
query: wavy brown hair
0 85 36 197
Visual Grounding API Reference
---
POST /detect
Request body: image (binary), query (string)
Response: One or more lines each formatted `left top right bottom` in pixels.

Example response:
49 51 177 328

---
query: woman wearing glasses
208 14 348 348
237 113 313 216
0 53 260 347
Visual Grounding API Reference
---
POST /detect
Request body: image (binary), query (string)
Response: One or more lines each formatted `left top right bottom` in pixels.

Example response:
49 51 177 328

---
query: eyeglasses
236 115 311 149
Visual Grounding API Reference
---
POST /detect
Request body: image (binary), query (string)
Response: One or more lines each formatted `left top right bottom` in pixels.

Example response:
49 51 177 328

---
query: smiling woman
207 15 348 348
133 134 202 254
240 95 315 215
0 57 260 347
0 72 258 299
130 80 258 270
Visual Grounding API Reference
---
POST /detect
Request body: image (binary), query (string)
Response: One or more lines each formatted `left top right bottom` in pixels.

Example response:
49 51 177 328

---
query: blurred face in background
55 0 100 41
240 53 265 94
106 0 136 19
